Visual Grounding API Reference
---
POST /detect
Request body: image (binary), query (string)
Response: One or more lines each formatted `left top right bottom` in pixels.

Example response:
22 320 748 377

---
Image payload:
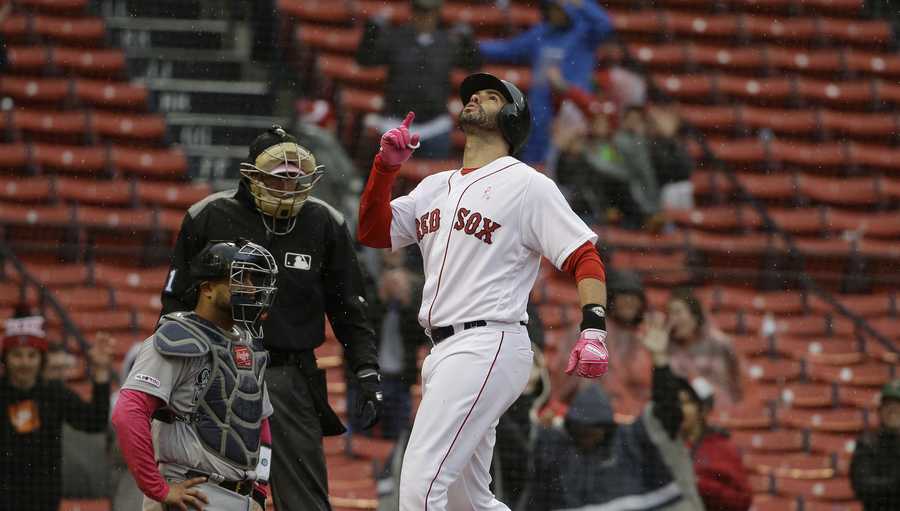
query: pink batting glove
565 329 609 379
379 111 421 167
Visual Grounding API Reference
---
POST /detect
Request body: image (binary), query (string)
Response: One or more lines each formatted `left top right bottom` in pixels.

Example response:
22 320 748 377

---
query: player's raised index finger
401 111 415 129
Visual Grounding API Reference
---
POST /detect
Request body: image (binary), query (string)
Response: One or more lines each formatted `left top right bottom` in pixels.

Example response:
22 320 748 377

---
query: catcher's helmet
240 125 324 235
459 72 531 155
191 240 278 338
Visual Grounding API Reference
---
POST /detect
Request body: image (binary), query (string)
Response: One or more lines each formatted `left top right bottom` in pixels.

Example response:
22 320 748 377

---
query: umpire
159 125 383 510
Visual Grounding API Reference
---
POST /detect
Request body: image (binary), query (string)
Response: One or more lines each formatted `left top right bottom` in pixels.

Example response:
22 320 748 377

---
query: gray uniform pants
141 482 256 510
265 363 332 510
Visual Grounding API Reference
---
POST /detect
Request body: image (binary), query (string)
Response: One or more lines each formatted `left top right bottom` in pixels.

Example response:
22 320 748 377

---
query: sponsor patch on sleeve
134 373 161 388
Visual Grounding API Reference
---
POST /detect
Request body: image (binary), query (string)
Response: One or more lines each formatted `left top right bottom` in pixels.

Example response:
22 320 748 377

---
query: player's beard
459 103 499 134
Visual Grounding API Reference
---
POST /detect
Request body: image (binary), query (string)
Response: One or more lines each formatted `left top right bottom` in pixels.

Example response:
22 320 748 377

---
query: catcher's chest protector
156 313 269 470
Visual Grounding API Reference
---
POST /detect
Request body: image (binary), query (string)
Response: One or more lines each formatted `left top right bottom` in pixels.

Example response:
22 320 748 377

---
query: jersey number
164 269 177 293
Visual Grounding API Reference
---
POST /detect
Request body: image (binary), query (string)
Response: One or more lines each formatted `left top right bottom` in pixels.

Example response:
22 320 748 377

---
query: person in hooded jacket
530 315 705 511
851 379 900 511
479 0 614 163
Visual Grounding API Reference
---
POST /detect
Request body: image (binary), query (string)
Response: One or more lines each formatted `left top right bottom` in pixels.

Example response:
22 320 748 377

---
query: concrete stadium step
126 49 247 81
167 113 291 147
141 78 273 115
182 144 246 186
106 17 234 52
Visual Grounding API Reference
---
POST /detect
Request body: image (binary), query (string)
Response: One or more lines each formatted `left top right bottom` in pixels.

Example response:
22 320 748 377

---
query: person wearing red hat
0 311 115 511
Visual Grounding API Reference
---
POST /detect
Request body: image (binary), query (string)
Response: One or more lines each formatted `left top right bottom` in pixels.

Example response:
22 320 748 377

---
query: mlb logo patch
284 252 311 270
233 345 253 369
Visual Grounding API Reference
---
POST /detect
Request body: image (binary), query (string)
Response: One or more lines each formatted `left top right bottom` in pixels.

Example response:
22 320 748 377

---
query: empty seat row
0 108 166 144
679 103 899 142
2 14 106 46
0 143 187 178
614 10 892 50
7 45 126 78
655 72 900 110
631 42 900 80
0 175 210 209
0 76 149 110
668 204 900 238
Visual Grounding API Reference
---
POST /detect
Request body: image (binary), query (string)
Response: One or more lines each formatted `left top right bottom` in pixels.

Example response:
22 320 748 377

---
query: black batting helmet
459 72 531 155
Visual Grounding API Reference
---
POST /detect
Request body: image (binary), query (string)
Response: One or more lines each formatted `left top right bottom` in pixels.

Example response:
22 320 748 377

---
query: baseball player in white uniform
358 72 610 510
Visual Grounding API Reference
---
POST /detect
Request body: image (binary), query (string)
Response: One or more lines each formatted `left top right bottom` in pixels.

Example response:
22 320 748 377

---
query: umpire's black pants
265 364 332 511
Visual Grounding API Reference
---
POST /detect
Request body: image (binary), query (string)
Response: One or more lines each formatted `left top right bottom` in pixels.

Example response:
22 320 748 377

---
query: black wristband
580 304 607 332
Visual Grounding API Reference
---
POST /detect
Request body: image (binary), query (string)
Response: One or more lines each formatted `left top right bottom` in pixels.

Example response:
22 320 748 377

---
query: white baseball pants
399 322 533 511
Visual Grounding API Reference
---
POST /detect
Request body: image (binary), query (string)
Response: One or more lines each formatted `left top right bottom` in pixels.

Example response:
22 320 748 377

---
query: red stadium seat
135 181 211 209
797 0 864 15
731 429 805 453
836 385 880 410
278 0 351 24
296 24 361 54
744 453 837 478
769 48 846 76
771 140 848 172
742 16 818 45
737 174 797 202
13 109 89 143
666 12 740 40
73 79 149 110
629 43 690 71
0 176 54 203
749 496 799 511
744 358 803 383
338 87 384 114
774 316 830 337
779 408 866 433
32 16 106 45
768 208 825 236
1 14 32 43
709 403 774 429
803 500 862 511
31 143 108 175
54 287 112 311
110 147 187 178
91 112 167 143
653 73 715 101
318 55 386 89
809 292 896 318
741 106 819 137
846 51 900 77
808 432 857 457
778 338 864 366
688 44 767 72
796 78 875 109
818 19 893 50
797 175 878 207
775 382 836 408
7 46 52 73
677 104 739 133
53 47 126 78
776 477 855 501
826 209 900 240
58 499 110 511
19 262 89 286
61 310 135 334
705 137 768 167
14 0 89 15
55 177 133 207
820 110 898 141
611 10 666 39
847 143 900 174
0 77 71 105
93 264 168 291
113 289 162 314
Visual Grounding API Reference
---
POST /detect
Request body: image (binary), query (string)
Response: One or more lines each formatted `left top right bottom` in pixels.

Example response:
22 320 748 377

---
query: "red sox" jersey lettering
453 208 502 244
416 208 441 241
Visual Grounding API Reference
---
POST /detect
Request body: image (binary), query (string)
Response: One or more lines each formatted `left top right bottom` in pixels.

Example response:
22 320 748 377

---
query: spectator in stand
666 289 742 407
851 379 900 511
530 319 705 511
479 0 614 163
550 269 653 414
679 377 752 511
348 248 428 439
647 104 695 210
356 0 481 158
0 310 114 511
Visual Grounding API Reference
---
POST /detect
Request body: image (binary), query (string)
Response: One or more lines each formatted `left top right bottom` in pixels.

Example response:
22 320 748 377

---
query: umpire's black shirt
159 181 378 371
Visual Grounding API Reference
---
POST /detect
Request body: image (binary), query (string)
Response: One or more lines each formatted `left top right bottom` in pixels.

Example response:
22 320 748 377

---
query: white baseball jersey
390 155 597 330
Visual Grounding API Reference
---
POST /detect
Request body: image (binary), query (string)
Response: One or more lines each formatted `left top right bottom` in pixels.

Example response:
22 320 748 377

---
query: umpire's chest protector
154 313 269 470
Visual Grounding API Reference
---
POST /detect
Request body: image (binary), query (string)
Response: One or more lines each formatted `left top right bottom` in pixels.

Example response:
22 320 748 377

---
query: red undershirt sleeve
561 241 606 283
111 389 169 502
357 153 401 249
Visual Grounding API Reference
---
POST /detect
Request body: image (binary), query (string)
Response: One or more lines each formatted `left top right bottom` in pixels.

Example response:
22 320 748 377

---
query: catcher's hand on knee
164 476 209 511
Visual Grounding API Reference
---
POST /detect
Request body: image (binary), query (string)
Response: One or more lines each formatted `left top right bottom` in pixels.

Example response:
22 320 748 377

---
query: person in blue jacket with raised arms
479 0 614 163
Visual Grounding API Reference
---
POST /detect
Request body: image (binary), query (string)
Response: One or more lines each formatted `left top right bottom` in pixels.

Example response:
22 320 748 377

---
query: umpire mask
229 241 279 338
240 126 325 235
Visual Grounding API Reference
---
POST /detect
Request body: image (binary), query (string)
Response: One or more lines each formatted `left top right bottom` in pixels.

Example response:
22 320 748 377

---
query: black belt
431 320 527 344
184 470 253 496
267 349 316 368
